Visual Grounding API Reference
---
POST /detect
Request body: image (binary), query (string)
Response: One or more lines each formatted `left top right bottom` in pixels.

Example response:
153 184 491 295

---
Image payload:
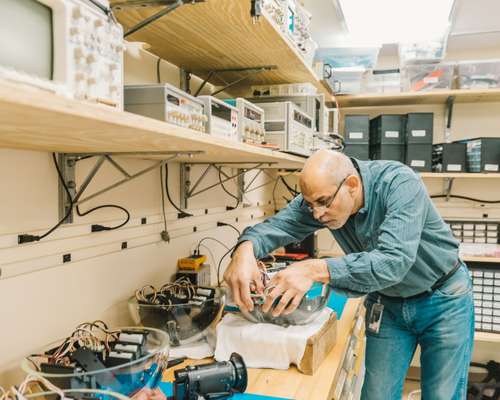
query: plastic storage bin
364 69 401 93
398 34 449 65
315 46 380 69
457 59 500 89
326 67 367 94
402 63 455 92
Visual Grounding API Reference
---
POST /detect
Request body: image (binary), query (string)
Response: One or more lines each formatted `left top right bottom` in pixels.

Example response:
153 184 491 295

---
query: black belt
378 260 462 301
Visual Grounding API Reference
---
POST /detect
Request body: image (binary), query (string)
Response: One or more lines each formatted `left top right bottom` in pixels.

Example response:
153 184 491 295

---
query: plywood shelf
111 0 334 100
336 88 500 108
420 173 500 179
0 80 305 168
475 331 500 343
463 256 500 263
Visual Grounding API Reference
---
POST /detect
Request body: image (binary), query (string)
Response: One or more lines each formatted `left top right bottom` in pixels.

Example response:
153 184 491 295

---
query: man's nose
313 207 325 220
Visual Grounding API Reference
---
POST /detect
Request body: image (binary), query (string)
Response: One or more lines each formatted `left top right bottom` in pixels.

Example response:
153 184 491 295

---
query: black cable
217 245 236 287
217 221 241 236
56 154 130 233
159 165 169 240
431 194 500 204
20 154 76 242
196 237 230 255
280 176 299 197
165 164 193 217
76 204 130 231
156 57 161 84
218 169 240 209
272 177 280 212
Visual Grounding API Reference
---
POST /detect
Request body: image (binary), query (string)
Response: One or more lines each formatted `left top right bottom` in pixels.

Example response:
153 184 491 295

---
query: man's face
301 176 357 229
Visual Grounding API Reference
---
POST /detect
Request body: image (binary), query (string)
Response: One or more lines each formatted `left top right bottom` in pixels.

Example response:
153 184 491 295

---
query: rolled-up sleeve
237 195 322 259
326 175 428 294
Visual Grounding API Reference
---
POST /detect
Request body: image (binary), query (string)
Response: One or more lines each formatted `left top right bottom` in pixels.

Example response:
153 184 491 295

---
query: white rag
169 338 214 359
214 308 333 369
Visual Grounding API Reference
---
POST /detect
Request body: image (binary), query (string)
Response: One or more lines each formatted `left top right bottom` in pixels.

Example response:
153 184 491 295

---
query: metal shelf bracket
179 162 282 209
58 151 203 223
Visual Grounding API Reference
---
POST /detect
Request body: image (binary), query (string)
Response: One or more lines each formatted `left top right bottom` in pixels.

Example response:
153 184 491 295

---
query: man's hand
223 241 264 312
262 259 330 317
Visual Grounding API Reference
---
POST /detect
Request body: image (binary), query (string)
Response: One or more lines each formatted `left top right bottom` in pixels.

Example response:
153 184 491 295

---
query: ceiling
303 0 500 56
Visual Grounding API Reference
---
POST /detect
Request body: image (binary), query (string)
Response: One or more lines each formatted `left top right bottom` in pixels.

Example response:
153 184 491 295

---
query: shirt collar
350 158 371 215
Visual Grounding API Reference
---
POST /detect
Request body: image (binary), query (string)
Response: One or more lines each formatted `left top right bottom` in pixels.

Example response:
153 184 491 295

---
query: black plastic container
370 115 405 145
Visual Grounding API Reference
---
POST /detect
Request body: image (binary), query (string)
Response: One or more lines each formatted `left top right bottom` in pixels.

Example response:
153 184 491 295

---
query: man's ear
345 175 360 195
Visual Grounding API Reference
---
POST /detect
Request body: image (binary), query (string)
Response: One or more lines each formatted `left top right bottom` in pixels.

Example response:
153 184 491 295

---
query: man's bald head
299 150 357 194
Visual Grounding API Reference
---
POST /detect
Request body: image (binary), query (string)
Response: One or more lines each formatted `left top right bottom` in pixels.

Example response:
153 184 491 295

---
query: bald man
224 150 473 400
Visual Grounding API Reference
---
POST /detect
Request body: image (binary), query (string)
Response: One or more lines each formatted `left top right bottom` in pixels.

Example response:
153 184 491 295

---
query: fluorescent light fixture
338 0 455 45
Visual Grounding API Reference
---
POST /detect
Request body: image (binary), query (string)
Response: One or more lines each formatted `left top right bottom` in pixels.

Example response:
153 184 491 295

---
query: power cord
165 164 192 218
18 153 74 244
217 245 236 287
216 221 241 236
195 237 230 255
215 222 241 287
218 169 240 209
18 153 131 244
159 165 170 242
76 204 130 232
431 194 500 204
280 176 299 197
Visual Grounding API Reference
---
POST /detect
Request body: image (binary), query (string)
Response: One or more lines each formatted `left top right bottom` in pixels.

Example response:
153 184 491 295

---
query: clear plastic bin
457 59 500 89
364 70 401 93
401 63 455 92
399 34 449 65
325 67 367 94
315 46 381 69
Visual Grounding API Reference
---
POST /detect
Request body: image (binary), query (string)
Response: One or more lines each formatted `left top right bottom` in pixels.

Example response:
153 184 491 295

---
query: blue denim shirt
237 159 461 298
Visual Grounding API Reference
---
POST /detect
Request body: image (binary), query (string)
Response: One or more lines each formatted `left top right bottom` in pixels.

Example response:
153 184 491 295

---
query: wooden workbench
165 298 365 400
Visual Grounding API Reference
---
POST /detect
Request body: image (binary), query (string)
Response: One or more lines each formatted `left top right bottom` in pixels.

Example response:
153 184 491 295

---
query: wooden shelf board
0 80 305 168
336 88 500 108
462 256 500 263
475 331 500 343
420 172 500 179
112 0 333 100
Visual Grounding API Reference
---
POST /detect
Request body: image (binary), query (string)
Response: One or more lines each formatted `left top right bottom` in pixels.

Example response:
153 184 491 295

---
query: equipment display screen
211 102 232 122
244 106 262 123
0 0 53 80
294 110 312 128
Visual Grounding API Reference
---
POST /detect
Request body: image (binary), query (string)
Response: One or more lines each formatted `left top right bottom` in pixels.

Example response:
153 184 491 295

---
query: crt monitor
0 0 54 80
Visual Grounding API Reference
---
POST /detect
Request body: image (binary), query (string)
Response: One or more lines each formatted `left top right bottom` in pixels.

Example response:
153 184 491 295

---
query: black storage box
370 114 405 145
343 115 369 143
370 144 405 163
432 143 467 172
344 143 370 160
405 113 434 144
461 137 500 173
406 144 432 172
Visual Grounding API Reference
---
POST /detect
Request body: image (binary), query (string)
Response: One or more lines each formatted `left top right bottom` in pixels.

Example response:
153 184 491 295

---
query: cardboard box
298 312 338 375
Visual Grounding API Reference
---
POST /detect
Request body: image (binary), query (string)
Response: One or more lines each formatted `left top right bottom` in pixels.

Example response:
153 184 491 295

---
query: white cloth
214 308 333 370
169 338 214 359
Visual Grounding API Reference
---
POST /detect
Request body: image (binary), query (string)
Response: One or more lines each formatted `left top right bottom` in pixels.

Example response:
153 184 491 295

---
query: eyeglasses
303 177 348 213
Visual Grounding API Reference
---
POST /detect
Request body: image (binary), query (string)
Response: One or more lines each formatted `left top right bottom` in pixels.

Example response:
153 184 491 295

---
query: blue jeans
361 264 474 400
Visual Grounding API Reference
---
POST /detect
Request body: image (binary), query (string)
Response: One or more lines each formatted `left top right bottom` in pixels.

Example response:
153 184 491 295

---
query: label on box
411 130 426 137
349 132 364 140
385 131 399 138
411 160 425 167
447 164 462 172
424 77 439 84
485 164 499 171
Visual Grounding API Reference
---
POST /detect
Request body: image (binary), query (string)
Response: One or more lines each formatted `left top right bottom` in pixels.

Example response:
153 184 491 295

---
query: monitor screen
0 0 53 80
